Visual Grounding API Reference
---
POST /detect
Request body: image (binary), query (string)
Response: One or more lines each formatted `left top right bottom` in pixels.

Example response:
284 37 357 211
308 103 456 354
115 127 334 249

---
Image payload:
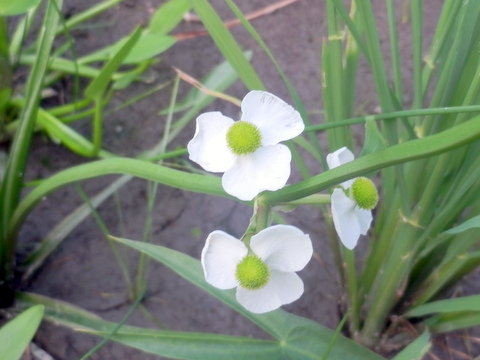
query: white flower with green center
326 147 378 250
201 225 313 314
187 91 304 201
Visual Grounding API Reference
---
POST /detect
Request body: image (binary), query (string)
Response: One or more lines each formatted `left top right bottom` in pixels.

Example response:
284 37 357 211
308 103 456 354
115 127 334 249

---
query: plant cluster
1 0 480 359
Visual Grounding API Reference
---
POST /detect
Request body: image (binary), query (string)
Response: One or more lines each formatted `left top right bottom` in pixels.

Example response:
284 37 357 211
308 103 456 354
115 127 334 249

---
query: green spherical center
351 177 379 210
235 255 270 290
226 121 262 155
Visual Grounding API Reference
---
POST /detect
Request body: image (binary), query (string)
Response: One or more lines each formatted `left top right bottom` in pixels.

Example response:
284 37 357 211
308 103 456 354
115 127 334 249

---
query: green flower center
235 254 270 290
226 121 262 155
351 177 379 210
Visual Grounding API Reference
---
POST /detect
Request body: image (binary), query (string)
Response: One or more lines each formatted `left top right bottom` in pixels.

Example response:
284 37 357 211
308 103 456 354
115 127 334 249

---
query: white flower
201 225 313 314
326 147 374 250
187 91 304 201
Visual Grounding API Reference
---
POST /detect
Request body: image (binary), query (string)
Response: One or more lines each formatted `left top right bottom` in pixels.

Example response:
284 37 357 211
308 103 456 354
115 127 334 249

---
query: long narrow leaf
85 26 142 100
391 331 430 360
0 0 64 301
406 295 480 317
189 0 265 90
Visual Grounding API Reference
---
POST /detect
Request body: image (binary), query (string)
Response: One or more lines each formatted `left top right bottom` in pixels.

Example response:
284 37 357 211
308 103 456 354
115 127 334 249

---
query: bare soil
4 0 480 359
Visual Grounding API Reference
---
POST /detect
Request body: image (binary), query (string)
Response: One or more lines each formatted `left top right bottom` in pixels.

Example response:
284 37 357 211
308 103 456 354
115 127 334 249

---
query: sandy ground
4 0 479 359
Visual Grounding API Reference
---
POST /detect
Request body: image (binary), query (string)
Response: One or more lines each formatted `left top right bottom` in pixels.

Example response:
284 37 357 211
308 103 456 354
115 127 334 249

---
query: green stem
0 16 11 127
305 105 480 132
411 0 423 114
135 76 179 298
264 115 480 204
344 249 359 336
385 0 403 105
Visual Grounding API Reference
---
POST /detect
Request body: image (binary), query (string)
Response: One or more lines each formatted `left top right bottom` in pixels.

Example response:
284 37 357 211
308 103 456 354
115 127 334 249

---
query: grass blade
189 0 265 90
0 0 64 305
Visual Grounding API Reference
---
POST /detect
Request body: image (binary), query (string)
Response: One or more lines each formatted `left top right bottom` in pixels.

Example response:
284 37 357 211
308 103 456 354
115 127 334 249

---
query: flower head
188 91 304 201
326 147 377 250
201 225 313 314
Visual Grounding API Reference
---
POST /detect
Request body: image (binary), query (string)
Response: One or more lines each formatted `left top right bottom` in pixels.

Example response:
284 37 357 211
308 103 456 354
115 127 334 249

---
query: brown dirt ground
2 0 479 359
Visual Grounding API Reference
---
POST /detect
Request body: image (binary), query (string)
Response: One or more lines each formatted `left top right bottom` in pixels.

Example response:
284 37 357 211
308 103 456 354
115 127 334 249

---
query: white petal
236 271 304 314
222 144 291 201
240 91 304 146
187 112 237 172
201 230 247 289
331 188 360 250
250 225 312 272
356 208 373 235
326 147 355 188
326 146 355 169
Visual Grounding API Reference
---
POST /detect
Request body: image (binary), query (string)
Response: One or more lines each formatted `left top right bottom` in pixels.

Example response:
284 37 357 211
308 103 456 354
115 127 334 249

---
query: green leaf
391 331 430 360
0 0 63 292
0 305 44 360
359 117 387 157
112 33 176 64
406 295 480 317
0 0 41 16
85 26 142 100
149 0 191 35
444 214 480 235
36 108 113 158
92 329 282 360
112 236 385 360
424 312 480 333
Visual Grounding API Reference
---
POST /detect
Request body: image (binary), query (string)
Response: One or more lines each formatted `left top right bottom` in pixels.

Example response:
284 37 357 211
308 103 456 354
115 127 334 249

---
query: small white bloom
201 225 313 314
326 147 373 250
187 91 304 201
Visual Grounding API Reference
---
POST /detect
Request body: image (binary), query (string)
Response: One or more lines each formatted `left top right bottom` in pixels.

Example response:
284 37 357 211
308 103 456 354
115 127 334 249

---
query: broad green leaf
85 26 142 100
406 295 480 317
0 0 41 16
112 237 385 360
149 0 191 35
444 214 480 235
189 0 265 91
112 33 176 64
0 305 44 360
391 331 430 360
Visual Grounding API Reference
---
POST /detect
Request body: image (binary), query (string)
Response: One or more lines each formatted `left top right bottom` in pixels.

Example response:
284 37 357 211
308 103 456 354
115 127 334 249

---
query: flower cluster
188 91 377 313
188 90 304 201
